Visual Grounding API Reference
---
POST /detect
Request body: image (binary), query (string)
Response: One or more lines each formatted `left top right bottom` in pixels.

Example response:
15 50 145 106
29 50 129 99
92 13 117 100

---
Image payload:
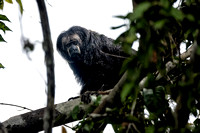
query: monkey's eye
69 40 78 45
63 40 78 49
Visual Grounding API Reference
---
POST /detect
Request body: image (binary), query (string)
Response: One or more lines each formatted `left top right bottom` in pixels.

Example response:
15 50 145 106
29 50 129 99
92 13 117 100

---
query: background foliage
77 0 200 132
0 0 23 69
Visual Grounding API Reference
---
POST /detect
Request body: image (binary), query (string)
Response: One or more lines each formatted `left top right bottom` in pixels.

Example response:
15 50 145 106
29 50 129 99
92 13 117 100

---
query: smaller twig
99 49 127 59
155 44 194 81
126 123 141 133
180 45 193 60
0 103 33 111
126 100 139 133
63 124 73 130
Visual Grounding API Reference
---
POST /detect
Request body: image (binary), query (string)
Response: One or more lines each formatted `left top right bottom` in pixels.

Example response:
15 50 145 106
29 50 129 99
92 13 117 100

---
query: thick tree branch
0 122 7 133
36 0 55 133
2 98 103 133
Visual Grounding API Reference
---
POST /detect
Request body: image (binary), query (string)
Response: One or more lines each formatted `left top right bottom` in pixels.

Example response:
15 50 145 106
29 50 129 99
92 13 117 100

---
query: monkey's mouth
67 45 81 58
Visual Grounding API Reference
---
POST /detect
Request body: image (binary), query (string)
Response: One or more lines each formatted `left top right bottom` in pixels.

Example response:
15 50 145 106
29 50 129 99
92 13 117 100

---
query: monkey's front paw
81 91 99 104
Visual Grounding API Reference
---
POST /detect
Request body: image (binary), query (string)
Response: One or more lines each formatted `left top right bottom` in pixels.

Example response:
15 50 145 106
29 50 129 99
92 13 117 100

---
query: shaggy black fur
57 26 129 94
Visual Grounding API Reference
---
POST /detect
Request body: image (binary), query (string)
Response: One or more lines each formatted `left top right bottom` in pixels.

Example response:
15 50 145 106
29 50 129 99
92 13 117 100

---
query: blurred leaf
5 0 13 3
185 14 195 22
0 34 6 42
93 95 102 106
196 45 200 55
0 14 10 22
170 8 184 21
71 106 80 120
16 0 23 14
0 0 4 10
154 19 166 29
111 24 126 30
83 123 94 132
160 0 170 9
126 27 137 43
132 2 151 19
145 126 155 133
114 15 127 19
0 21 11 33
121 82 133 102
0 63 5 68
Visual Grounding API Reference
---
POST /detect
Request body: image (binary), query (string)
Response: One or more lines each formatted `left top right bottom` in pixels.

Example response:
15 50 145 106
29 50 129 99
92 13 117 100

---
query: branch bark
2 98 103 133
36 0 55 133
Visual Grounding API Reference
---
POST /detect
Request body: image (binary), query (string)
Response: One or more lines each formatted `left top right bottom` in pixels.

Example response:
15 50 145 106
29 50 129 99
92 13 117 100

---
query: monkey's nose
68 45 81 57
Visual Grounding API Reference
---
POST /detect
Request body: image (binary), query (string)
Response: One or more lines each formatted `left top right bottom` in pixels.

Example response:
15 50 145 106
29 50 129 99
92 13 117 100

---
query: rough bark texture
2 98 97 133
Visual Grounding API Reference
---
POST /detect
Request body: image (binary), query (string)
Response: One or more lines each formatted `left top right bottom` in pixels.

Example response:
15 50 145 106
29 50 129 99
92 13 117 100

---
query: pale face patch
61 34 81 46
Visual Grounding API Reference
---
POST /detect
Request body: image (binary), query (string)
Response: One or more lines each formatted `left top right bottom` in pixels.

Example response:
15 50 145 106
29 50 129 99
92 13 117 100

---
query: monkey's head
57 26 90 63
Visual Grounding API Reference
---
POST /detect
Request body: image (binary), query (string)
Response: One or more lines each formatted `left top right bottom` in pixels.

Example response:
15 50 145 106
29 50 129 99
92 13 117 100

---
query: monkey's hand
81 91 99 104
81 90 112 104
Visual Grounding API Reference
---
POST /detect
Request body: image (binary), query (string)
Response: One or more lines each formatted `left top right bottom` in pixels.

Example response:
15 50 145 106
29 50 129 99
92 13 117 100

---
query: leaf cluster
0 0 23 68
75 0 200 132
0 0 23 42
73 0 200 133
111 0 200 132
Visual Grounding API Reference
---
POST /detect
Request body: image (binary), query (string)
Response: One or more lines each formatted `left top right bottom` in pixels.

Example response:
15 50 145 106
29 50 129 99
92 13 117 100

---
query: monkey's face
60 34 82 62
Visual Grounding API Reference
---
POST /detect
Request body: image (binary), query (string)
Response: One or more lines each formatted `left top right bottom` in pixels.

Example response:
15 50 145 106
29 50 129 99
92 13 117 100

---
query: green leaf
154 19 166 29
111 24 126 30
196 45 200 55
16 0 23 14
5 0 13 4
126 27 137 43
0 14 10 22
71 106 80 120
4 25 11 31
145 126 155 133
0 0 4 10
121 83 133 102
160 0 170 9
170 8 184 21
132 2 151 20
114 15 127 19
0 34 6 42
0 21 11 33
0 63 5 68
186 14 195 22
83 123 94 132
